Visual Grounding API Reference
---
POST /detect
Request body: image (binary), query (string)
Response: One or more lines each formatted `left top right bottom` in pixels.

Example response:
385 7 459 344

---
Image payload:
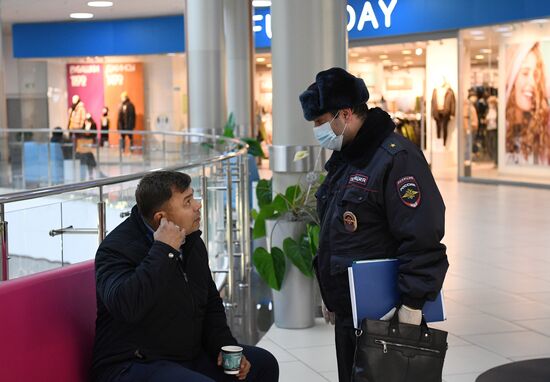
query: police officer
299 67 448 381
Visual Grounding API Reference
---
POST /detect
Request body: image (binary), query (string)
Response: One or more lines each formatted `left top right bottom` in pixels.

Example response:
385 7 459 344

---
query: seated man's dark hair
135 171 191 220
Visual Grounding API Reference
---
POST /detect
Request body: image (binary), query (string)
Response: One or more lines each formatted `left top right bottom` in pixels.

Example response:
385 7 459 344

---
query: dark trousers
335 315 356 382
434 112 451 146
120 132 133 151
99 345 278 382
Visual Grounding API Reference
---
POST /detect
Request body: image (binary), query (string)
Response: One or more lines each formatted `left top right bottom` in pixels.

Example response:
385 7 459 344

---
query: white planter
265 219 314 329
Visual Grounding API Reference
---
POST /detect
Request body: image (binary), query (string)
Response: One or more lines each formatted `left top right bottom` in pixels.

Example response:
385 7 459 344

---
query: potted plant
251 154 322 329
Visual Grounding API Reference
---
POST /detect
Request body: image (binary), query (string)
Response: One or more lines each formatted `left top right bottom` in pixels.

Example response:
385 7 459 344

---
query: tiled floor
257 178 550 382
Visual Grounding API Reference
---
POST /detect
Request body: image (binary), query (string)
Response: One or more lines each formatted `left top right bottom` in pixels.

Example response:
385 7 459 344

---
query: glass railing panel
5 199 63 279
59 188 101 265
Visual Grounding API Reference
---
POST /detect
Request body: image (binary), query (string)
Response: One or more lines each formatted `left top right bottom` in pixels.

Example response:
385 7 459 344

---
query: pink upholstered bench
0 260 96 382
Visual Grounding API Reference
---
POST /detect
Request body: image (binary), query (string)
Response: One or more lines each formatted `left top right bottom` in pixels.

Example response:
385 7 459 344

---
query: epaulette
381 140 406 156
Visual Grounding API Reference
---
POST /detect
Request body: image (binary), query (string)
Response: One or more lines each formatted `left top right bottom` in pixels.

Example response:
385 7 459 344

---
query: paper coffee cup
221 345 243 375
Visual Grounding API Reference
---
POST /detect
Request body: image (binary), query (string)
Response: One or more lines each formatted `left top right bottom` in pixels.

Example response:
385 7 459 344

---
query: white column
187 0 225 134
224 0 253 137
271 0 347 192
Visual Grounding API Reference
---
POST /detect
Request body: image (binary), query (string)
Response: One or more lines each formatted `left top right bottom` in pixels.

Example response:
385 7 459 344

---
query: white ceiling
0 0 184 24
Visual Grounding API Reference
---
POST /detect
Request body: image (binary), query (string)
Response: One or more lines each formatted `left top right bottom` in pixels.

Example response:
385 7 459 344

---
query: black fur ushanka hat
299 67 369 121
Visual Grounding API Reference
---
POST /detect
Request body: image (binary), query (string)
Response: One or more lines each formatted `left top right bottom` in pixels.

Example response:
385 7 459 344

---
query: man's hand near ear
154 217 186 250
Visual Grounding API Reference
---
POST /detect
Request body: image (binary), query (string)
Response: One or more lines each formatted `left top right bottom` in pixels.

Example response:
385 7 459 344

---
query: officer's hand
153 218 186 250
380 305 422 325
322 301 335 325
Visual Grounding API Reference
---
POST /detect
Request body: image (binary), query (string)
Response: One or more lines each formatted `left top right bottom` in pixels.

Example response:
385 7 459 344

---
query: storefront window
460 18 550 185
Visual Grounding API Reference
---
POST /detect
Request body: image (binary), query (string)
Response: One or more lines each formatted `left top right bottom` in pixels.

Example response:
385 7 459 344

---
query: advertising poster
103 63 144 149
505 41 550 166
66 63 105 132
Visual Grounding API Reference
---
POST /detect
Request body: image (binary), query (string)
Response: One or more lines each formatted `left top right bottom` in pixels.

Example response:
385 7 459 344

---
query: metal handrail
0 129 248 204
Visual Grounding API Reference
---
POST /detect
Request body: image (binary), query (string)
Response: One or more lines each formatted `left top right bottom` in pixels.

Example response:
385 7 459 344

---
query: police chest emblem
396 176 421 208
343 211 358 232
348 173 369 189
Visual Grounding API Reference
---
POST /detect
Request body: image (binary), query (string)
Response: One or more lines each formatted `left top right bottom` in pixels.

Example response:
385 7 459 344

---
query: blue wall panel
13 16 185 58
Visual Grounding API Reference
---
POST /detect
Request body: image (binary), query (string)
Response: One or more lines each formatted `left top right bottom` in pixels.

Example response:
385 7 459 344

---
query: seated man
91 171 278 382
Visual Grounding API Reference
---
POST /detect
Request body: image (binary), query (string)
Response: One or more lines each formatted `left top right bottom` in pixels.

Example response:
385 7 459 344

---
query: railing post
225 160 234 306
241 154 251 285
97 186 106 244
201 165 209 252
0 203 9 281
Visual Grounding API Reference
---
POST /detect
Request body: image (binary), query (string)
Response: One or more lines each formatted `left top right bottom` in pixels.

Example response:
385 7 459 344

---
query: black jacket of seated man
91 205 237 380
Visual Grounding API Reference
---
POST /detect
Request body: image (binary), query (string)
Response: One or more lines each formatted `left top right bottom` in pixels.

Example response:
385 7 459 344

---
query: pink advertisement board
66 63 105 130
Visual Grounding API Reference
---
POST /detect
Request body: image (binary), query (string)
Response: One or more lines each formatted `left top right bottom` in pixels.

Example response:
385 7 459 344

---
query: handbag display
352 310 448 382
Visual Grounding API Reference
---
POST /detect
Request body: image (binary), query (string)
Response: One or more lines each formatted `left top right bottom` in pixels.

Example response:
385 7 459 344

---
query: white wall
425 38 459 168
47 61 68 130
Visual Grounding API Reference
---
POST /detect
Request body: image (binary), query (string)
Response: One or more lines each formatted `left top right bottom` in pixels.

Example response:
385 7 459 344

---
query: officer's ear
341 108 353 122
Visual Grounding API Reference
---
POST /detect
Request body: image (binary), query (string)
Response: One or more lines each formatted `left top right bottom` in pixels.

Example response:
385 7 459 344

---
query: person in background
100 107 110 147
299 67 448 381
50 127 72 159
118 91 136 153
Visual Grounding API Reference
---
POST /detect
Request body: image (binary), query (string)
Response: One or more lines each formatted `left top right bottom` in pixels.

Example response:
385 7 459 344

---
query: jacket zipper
374 339 440 354
176 256 195 315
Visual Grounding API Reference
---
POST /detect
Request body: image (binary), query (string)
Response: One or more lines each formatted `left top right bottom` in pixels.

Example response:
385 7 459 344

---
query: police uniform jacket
91 206 237 380
314 107 448 317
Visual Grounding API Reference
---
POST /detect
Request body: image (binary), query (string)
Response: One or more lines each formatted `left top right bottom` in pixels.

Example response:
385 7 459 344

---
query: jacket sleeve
95 240 179 324
128 103 136 130
384 150 449 309
199 241 238 358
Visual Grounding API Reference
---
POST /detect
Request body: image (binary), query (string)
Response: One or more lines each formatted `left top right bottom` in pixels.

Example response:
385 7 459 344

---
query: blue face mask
313 111 347 151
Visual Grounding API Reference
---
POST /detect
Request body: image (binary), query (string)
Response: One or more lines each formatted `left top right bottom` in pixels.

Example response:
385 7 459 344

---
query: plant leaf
252 204 275 239
271 194 289 214
285 185 302 205
283 237 314 278
307 223 320 255
253 246 286 291
256 179 272 208
242 137 266 158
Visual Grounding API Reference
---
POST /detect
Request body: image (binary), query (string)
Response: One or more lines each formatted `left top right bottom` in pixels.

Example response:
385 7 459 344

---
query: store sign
254 0 550 49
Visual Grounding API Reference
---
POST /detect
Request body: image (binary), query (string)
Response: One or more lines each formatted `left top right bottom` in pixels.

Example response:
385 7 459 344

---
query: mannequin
100 107 110 147
117 91 136 153
68 95 86 131
486 96 498 163
431 76 456 145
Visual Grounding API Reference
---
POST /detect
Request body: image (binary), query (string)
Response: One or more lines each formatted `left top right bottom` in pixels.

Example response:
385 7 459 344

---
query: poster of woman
505 41 550 166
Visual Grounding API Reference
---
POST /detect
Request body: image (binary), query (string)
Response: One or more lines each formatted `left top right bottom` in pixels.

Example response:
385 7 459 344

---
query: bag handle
388 305 432 341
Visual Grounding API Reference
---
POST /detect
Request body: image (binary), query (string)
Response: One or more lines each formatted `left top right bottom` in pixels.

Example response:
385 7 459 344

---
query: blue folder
348 258 446 328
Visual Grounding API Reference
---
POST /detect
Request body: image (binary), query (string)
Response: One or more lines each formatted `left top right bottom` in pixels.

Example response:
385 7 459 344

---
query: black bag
352 312 448 382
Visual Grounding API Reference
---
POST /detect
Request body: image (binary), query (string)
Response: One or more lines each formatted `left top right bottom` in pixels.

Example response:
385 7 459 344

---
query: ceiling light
392 65 399 70
502 32 513 37
358 58 367 63
494 25 512 33
473 36 486 41
70 13 94 19
350 52 360 58
415 48 423 56
529 19 549 24
382 59 392 65
379 54 388 59
470 30 484 36
475 54 485 60
402 50 412 55
87 1 113 7
252 0 271 7
256 57 266 63
266 63 272 68
480 48 492 54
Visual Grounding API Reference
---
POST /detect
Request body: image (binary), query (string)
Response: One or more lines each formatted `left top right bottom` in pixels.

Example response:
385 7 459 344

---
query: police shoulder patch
396 176 421 208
